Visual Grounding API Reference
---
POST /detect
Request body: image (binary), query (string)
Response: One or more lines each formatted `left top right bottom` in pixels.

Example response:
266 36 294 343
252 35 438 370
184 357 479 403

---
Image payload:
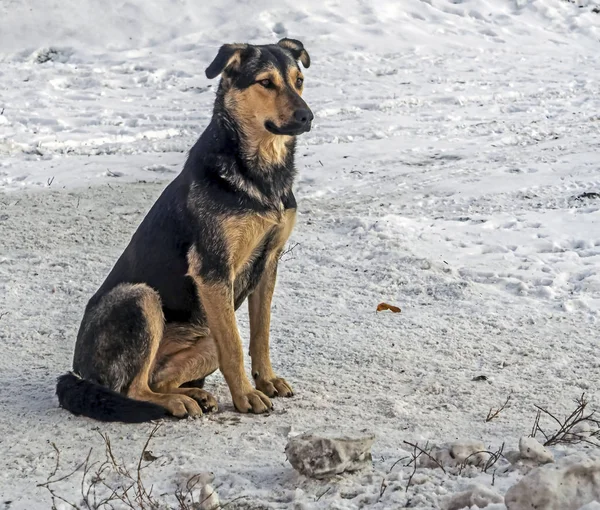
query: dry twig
401 441 447 493
279 242 300 261
531 393 600 447
486 393 512 422
315 487 331 502
403 441 446 474
458 443 506 475
388 455 409 474
379 477 388 500
39 423 223 510
403 442 423 493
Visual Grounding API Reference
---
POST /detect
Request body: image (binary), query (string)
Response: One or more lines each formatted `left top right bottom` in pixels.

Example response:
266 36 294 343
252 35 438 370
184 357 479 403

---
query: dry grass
39 424 220 510
485 393 512 423
531 393 600 447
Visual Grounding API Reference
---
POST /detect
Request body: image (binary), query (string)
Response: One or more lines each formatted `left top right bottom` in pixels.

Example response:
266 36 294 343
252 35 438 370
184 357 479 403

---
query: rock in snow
443 484 504 510
285 429 375 478
505 437 554 474
505 454 600 510
518 436 554 464
419 440 490 469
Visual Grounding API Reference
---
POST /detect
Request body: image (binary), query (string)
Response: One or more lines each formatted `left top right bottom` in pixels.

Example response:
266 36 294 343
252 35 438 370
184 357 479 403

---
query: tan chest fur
222 208 297 278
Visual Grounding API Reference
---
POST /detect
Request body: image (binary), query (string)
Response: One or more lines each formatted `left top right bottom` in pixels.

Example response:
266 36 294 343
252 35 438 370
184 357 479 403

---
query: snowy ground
1 0 600 508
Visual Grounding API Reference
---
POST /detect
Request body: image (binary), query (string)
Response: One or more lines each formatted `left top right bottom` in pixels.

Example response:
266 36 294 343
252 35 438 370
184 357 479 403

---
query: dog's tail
56 372 167 423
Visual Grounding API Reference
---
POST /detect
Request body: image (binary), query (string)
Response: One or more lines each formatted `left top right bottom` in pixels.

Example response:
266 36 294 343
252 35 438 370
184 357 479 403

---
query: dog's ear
277 38 310 68
205 44 248 79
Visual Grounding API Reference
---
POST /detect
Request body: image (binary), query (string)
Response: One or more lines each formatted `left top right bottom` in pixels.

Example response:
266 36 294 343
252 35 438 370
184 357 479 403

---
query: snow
505 454 600 510
1 0 600 508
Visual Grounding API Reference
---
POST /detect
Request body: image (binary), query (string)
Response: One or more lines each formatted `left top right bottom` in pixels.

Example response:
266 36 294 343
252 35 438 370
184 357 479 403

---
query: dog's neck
215 92 294 168
243 130 292 170
205 94 297 208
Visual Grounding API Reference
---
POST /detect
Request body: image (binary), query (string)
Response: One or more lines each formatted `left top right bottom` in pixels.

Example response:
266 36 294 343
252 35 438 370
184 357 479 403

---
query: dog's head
206 39 313 137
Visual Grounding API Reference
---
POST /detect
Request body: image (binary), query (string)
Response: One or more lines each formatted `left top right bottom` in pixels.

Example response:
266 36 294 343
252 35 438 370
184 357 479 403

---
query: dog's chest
228 208 296 310
224 209 281 272
232 239 271 309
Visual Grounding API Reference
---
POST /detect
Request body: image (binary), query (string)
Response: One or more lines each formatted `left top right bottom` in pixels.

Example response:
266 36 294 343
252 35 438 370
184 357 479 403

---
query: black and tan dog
56 38 313 422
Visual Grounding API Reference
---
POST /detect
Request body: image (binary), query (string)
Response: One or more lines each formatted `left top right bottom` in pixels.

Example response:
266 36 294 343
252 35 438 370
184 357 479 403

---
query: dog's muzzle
266 108 314 136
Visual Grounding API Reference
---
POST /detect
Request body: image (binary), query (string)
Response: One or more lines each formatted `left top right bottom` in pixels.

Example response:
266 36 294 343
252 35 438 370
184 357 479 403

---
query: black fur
88 115 297 314
277 38 310 68
74 285 156 391
89 42 304 304
56 373 166 423
180 378 206 389
205 43 248 79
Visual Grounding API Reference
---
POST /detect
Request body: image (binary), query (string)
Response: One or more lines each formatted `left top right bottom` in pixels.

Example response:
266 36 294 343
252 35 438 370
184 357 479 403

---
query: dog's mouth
265 120 312 136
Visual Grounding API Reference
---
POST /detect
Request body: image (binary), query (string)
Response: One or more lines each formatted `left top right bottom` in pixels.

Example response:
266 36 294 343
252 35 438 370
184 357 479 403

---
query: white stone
505 454 600 510
443 484 504 510
518 436 554 464
419 440 490 469
285 429 375 479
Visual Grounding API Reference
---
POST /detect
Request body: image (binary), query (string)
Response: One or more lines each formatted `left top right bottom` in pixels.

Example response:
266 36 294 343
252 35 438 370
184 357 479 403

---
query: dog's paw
164 394 203 418
232 389 273 414
255 377 294 398
179 388 218 413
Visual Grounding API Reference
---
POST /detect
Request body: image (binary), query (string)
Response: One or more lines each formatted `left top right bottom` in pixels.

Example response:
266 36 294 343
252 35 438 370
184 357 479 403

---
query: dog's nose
294 109 314 124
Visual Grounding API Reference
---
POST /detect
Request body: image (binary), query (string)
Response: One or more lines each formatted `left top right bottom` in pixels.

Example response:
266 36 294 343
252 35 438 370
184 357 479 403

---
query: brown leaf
376 303 401 313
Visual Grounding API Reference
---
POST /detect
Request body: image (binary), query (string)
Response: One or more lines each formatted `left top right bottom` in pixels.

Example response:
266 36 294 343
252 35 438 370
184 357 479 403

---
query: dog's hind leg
151 324 219 413
74 283 202 418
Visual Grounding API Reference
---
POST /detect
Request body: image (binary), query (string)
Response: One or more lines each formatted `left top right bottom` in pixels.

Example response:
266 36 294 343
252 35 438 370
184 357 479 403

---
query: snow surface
1 0 600 508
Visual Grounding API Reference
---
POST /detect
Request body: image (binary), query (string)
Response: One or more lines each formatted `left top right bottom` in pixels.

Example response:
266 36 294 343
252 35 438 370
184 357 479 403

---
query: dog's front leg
248 258 294 398
190 270 272 414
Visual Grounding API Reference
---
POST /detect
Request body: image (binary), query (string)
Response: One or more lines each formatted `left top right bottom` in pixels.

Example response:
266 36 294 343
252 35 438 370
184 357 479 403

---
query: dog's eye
259 79 272 88
296 77 304 88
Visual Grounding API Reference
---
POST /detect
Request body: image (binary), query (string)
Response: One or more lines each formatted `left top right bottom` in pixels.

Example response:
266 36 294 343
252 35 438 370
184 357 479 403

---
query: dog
56 38 313 422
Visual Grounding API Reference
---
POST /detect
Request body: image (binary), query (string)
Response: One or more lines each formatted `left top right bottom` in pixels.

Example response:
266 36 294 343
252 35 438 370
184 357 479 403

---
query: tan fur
189 279 265 412
125 286 203 418
286 67 304 92
277 39 310 67
186 209 296 412
220 210 282 274
256 69 284 88
157 322 210 356
139 288 165 349
224 69 294 168
151 326 219 412
273 208 298 252
248 208 297 397
186 244 203 279
222 43 247 73
125 285 163 399
186 250 246 396
151 323 217 391
257 132 291 168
